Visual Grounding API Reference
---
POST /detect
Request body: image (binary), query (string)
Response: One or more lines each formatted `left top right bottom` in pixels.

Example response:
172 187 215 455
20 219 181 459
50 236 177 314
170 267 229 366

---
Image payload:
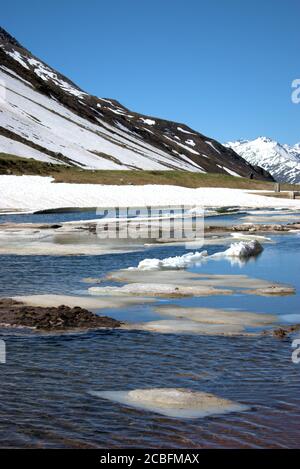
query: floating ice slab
230 232 272 242
106 269 204 284
125 319 246 335
105 269 277 290
90 388 249 419
13 294 154 310
154 306 277 327
89 283 232 298
0 224 140 256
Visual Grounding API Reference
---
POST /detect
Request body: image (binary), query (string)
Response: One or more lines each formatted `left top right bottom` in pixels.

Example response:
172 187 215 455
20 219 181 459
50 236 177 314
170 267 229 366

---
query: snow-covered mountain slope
225 137 300 184
0 27 272 178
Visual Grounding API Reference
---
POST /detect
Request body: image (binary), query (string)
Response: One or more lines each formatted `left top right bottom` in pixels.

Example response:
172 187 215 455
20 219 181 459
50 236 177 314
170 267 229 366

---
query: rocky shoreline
205 222 300 234
0 299 123 331
1 298 299 339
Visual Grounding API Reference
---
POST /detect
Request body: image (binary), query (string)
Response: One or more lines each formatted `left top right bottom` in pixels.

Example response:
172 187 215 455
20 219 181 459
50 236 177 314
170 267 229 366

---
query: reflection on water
0 211 300 448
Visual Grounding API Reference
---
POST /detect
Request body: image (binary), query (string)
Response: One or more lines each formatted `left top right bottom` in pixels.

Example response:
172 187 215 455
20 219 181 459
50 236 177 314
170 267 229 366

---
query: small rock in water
273 328 289 339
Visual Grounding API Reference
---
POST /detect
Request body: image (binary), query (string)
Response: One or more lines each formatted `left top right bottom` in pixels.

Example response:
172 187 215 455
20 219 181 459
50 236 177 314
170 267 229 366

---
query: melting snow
131 240 263 271
140 118 156 126
133 251 209 270
5 50 29 69
165 136 200 155
1 177 300 211
217 165 241 177
206 140 221 154
177 127 196 135
27 58 87 97
0 69 202 172
0 135 59 164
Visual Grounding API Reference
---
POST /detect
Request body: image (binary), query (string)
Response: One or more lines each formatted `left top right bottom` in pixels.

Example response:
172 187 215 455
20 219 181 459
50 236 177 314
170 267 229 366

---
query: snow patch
177 127 196 135
206 141 221 154
5 50 29 69
217 165 242 177
140 118 156 126
1 176 300 211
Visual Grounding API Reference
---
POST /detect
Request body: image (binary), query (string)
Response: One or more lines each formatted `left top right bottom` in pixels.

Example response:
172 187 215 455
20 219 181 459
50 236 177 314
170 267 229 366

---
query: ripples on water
1 331 300 448
0 211 300 448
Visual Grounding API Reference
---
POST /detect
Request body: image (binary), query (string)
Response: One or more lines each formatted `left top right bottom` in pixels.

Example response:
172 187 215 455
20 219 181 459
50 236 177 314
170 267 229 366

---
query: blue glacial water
0 212 300 448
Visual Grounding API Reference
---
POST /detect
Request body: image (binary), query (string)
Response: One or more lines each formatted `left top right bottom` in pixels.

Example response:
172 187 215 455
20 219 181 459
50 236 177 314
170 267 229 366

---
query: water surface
0 211 300 448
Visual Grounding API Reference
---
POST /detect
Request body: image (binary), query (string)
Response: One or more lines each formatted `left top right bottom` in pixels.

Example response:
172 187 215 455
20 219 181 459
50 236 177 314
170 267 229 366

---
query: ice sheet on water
89 387 249 419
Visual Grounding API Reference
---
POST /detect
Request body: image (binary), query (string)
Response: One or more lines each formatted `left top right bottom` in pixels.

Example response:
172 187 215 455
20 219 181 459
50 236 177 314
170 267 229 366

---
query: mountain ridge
0 26 272 178
225 137 300 184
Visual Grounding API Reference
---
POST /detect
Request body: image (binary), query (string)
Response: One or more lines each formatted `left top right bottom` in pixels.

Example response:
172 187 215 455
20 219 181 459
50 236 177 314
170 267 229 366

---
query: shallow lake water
0 210 300 448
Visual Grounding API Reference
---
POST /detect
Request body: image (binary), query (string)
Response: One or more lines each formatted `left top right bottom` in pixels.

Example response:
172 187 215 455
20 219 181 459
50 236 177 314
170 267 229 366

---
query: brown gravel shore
0 298 123 331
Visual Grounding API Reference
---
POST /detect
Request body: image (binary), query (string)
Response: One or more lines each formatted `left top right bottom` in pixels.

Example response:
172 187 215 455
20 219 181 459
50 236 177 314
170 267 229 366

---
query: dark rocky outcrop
262 324 300 339
0 298 122 331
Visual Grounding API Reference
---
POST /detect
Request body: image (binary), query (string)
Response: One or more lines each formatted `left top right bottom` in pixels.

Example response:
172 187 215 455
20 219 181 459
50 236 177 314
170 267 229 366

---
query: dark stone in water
273 328 289 339
262 324 300 339
0 298 122 331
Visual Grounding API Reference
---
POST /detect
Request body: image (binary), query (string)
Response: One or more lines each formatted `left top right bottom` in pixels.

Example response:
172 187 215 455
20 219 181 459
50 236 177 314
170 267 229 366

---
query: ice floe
126 319 250 336
13 294 155 310
130 240 263 271
230 232 272 242
89 387 248 419
134 250 208 270
88 283 232 298
125 305 277 336
154 306 276 327
105 269 276 290
211 240 263 259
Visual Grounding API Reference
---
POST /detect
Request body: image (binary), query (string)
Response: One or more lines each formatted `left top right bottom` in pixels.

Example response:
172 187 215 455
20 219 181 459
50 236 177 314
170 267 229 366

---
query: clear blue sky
1 0 299 144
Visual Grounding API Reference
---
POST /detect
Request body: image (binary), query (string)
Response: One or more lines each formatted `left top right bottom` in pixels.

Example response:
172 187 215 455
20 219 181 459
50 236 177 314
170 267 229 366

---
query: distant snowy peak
0 26 272 178
225 137 300 184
